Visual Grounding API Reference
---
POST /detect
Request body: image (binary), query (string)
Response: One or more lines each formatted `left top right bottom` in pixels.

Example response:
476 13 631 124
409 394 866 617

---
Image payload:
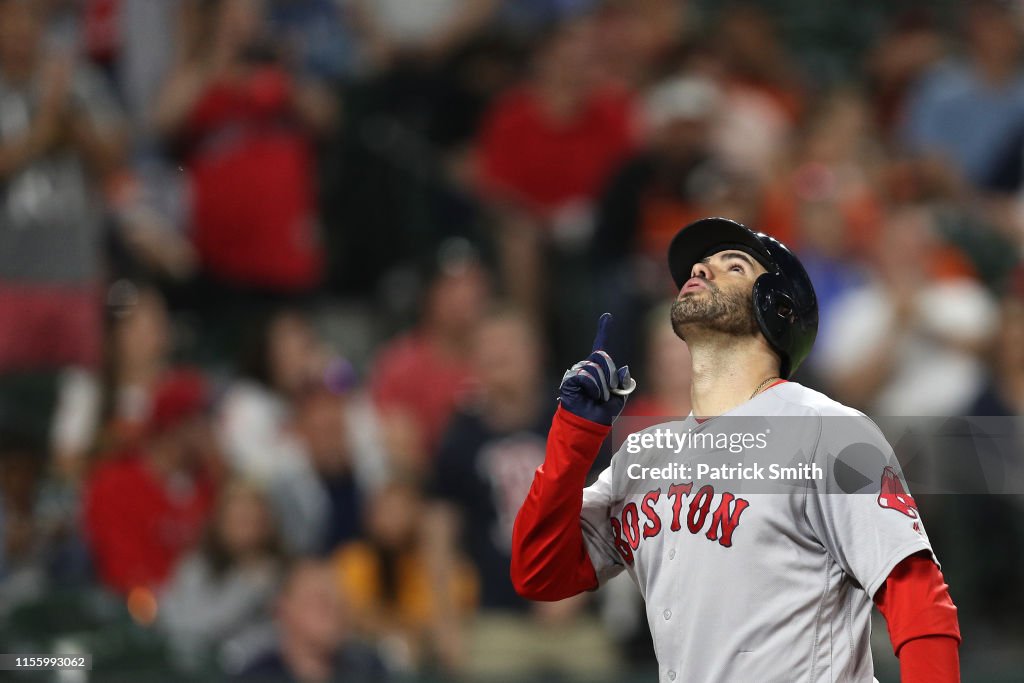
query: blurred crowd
1 0 1024 681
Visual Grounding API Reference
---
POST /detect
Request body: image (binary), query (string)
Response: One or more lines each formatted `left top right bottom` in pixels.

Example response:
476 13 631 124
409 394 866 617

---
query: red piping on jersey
510 405 606 601
875 552 961 681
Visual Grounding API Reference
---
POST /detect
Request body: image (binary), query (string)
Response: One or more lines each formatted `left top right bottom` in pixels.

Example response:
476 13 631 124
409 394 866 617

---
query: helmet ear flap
751 269 818 379
752 272 796 377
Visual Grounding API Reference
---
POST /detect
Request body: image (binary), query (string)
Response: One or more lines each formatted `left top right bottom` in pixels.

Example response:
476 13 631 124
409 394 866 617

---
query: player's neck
689 338 780 418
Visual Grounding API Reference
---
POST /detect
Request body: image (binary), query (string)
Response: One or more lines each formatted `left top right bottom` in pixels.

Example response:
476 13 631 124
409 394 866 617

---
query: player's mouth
680 277 708 296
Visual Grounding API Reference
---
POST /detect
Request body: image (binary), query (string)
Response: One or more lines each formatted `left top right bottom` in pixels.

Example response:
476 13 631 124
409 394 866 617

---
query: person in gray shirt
159 479 287 673
0 0 124 372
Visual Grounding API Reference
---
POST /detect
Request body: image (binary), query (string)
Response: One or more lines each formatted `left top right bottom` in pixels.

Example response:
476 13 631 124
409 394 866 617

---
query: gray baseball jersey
581 381 934 682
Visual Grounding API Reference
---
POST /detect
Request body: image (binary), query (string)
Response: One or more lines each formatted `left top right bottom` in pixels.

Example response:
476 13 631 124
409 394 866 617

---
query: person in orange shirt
333 481 477 673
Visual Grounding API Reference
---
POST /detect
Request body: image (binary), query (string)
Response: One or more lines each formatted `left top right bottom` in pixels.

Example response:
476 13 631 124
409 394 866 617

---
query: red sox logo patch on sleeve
877 466 918 519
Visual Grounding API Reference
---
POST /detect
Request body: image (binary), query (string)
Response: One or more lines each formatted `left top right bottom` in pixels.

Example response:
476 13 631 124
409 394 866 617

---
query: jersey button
663 609 672 620
668 549 676 559
668 670 677 681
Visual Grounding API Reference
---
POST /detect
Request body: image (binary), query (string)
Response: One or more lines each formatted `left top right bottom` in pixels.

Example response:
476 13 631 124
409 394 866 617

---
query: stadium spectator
590 0 687 90
712 3 805 124
219 309 331 554
705 4 803 179
817 205 999 415
865 8 944 140
159 479 286 672
475 15 638 339
297 385 363 551
79 0 182 130
902 0 1024 189
83 369 220 595
49 281 174 478
431 307 618 677
0 0 125 373
332 480 477 672
591 74 738 363
476 16 637 216
235 557 388 682
971 267 1024 416
759 89 884 252
432 308 550 609
92 282 174 452
370 240 489 471
785 182 871 377
153 0 336 297
596 75 730 268
756 91 880 372
220 308 387 554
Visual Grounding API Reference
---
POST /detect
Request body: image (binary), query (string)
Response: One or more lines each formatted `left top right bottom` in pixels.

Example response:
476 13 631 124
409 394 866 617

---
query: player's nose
691 261 712 280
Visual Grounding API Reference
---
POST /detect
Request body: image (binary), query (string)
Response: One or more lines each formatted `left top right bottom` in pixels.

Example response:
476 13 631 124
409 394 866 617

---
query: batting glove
559 313 636 425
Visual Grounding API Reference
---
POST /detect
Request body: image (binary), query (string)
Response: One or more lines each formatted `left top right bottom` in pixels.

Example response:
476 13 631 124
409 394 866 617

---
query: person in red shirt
83 369 220 596
474 15 639 349
153 0 337 294
370 240 491 472
477 17 637 215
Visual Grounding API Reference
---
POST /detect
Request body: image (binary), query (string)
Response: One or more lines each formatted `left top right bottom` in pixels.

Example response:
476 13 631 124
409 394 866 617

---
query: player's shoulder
773 382 891 449
770 381 866 419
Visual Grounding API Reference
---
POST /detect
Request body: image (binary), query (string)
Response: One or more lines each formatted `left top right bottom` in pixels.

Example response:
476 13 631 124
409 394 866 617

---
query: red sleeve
896 637 960 683
874 552 961 683
510 405 610 601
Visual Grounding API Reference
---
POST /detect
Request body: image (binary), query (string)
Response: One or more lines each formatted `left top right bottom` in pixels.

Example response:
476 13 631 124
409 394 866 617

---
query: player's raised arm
510 313 634 601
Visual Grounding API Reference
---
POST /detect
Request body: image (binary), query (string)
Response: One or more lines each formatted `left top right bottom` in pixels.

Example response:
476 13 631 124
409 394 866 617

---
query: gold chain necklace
749 376 780 400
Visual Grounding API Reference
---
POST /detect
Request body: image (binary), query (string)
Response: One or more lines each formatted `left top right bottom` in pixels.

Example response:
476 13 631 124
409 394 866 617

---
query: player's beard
670 281 759 340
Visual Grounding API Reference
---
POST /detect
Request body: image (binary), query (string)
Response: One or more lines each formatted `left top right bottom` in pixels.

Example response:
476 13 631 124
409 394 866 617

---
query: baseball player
511 218 961 681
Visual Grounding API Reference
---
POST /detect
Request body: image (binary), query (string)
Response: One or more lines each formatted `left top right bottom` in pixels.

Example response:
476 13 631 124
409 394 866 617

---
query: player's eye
730 265 744 273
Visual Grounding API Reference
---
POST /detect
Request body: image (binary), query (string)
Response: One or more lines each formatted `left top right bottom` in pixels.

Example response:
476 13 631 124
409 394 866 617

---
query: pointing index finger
592 312 613 353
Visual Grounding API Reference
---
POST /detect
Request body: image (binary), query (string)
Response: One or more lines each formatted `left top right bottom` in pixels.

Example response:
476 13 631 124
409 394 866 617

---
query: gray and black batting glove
558 313 636 425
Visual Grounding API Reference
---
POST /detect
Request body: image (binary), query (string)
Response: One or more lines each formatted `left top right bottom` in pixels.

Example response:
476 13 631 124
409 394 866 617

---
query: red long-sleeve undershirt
511 405 961 682
510 406 606 600
874 552 961 682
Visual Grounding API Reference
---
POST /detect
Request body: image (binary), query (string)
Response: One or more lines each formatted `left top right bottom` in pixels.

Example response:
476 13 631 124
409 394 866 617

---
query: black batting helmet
668 217 818 379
